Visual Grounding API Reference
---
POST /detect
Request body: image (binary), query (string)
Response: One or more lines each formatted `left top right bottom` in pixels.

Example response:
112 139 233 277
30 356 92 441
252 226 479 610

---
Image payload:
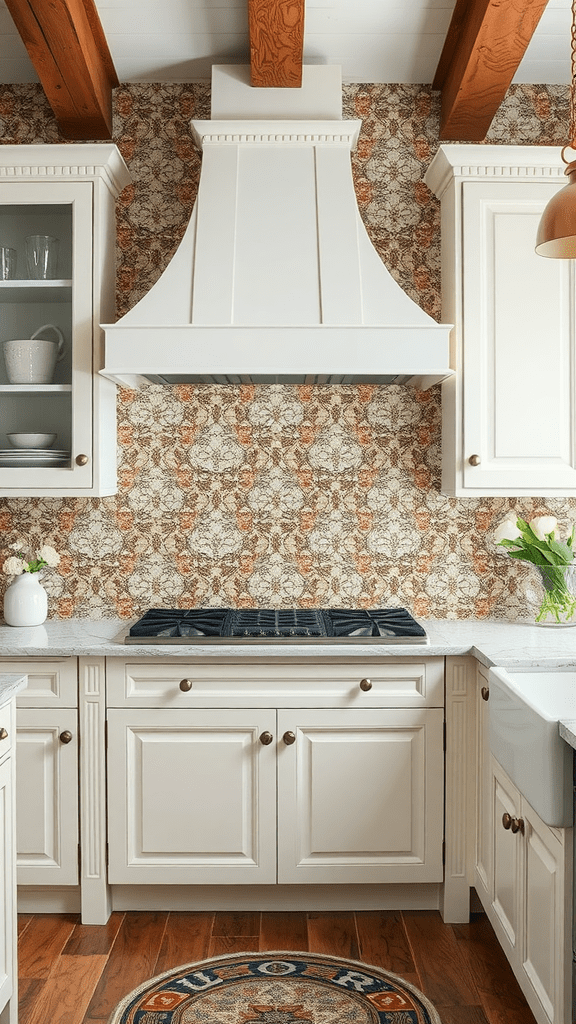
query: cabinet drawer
0 660 77 708
106 658 444 709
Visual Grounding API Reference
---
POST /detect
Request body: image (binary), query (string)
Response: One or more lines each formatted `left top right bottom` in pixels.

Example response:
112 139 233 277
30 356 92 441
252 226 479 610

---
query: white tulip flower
529 515 557 541
494 518 522 543
2 556 26 576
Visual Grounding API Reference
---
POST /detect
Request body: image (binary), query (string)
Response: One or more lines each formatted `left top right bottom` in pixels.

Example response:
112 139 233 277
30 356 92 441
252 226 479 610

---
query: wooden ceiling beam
4 0 118 139
433 0 551 141
248 0 305 87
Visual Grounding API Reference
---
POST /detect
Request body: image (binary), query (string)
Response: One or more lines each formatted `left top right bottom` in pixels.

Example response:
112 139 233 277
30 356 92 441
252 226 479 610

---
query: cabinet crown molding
0 144 131 198
425 144 565 199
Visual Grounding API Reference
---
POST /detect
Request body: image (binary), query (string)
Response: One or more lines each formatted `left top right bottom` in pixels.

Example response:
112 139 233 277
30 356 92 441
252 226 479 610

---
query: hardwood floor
17 909 537 1024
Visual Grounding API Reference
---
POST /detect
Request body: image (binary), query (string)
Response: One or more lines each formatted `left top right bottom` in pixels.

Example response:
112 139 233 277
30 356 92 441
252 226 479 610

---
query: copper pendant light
536 0 576 257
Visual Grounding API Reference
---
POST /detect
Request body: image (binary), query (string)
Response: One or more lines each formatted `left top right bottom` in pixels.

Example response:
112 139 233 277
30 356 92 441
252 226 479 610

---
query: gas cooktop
125 607 428 645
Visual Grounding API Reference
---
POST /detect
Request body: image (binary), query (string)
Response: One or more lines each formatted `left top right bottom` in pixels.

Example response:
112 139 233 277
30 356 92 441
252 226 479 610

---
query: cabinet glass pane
0 204 72 467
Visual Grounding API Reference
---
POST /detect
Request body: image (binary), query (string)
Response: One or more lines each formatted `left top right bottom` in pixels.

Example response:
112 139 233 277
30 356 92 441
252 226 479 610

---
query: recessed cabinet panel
277 707 444 884
107 658 445 709
16 708 79 885
462 183 576 493
426 145 576 496
0 756 12 1014
0 658 78 708
107 708 277 885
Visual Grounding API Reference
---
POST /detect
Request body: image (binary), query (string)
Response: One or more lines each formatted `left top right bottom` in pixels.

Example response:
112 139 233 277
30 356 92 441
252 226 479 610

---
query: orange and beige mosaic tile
0 81 574 620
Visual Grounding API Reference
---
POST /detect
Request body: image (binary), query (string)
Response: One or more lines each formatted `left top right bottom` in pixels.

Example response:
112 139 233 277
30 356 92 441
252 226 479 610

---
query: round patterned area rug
108 950 443 1024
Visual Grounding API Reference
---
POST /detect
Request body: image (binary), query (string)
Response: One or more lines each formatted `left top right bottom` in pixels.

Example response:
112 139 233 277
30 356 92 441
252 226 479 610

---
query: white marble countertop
0 616 575 668
0 672 27 704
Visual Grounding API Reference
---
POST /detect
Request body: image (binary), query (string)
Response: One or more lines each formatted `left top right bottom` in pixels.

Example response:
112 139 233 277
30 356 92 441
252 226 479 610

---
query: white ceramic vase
3 572 48 626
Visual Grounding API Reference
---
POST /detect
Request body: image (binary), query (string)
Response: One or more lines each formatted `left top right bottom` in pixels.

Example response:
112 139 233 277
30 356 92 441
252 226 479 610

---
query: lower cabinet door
521 800 572 1024
490 757 522 957
107 708 277 884
277 707 444 884
0 756 13 1015
16 708 78 885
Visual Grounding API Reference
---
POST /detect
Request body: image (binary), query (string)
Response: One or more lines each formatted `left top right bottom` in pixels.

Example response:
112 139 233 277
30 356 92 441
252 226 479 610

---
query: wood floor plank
259 912 309 951
16 909 539 1024
452 915 537 1024
82 912 168 1023
438 1008 491 1024
306 912 360 958
211 912 260 937
18 914 80 980
17 978 46 1024
17 914 34 937
25 955 107 1024
355 910 419 977
62 913 125 956
154 912 214 974
209 935 260 956
402 911 479 1008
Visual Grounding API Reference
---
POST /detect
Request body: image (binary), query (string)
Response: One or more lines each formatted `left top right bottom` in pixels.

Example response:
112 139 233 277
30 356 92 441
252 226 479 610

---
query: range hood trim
100 323 454 389
101 65 454 390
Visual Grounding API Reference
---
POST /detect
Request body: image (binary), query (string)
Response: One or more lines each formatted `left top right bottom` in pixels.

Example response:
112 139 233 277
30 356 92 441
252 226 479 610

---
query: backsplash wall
0 81 574 620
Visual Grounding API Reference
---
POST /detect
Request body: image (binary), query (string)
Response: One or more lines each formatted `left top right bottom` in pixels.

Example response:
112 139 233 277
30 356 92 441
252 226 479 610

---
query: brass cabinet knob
59 730 73 744
468 454 481 466
0 727 7 740
481 686 490 701
511 817 525 835
502 812 513 830
75 454 89 466
359 678 372 692
179 678 193 692
259 731 274 745
283 731 296 745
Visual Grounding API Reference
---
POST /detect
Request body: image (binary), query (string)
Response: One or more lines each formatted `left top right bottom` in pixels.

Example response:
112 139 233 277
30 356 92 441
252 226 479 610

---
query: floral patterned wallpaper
0 81 573 621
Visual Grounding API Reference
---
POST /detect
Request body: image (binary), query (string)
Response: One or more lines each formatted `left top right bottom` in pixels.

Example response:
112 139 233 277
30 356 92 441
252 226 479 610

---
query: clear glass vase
533 565 576 626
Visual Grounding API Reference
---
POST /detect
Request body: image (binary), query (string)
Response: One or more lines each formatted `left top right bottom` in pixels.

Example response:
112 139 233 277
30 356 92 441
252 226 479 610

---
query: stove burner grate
127 607 427 643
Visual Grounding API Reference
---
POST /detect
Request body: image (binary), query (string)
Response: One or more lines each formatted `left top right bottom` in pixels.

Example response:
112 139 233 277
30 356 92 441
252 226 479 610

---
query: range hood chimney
101 65 453 389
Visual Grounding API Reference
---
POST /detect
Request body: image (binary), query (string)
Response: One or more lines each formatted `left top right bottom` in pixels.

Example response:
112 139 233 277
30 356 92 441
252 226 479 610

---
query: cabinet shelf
0 384 71 392
0 280 72 302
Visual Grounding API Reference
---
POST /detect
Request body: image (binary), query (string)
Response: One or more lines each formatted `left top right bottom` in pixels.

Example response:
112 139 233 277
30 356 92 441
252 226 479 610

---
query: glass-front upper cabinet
0 146 131 496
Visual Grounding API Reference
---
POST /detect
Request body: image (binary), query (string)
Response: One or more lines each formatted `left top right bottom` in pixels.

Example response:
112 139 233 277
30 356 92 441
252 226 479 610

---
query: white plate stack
0 448 70 467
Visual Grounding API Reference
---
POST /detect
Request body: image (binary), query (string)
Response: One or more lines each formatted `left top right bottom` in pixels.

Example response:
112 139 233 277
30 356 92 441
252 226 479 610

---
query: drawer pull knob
468 454 481 466
502 812 512 830
259 731 274 746
179 679 193 692
0 728 7 740
59 731 73 744
75 454 89 466
283 731 296 745
359 678 372 692
481 686 490 701
511 816 525 835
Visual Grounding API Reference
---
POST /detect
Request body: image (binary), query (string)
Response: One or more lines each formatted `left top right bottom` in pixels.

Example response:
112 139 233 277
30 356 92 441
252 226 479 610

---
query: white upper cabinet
0 145 130 497
426 145 576 497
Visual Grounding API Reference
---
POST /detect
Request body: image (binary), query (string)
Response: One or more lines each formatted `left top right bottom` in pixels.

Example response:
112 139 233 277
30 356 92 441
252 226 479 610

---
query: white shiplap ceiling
0 0 571 86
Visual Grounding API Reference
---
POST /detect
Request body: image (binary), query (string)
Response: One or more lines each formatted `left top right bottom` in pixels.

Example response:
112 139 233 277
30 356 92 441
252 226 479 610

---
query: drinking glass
0 246 16 280
25 235 59 280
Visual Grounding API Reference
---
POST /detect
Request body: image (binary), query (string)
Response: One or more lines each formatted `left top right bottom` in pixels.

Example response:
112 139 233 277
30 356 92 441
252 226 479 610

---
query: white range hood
101 65 453 389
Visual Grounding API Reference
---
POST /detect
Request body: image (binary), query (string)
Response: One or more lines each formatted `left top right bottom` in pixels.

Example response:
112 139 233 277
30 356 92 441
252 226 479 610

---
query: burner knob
179 678 193 692
359 678 372 692
283 731 296 745
259 731 274 746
